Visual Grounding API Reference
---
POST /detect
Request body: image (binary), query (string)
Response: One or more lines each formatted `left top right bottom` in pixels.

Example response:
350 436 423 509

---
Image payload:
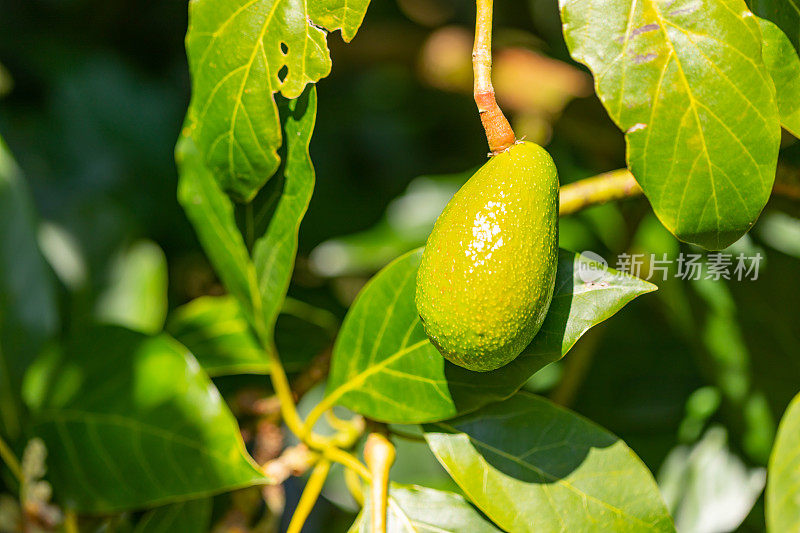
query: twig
473 0 516 154
286 459 331 533
559 169 641 216
0 434 22 484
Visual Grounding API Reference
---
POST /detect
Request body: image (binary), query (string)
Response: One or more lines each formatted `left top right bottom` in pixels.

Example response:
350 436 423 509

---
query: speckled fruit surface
415 141 559 372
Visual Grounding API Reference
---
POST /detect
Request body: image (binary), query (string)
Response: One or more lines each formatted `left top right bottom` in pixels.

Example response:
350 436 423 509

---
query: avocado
415 141 559 372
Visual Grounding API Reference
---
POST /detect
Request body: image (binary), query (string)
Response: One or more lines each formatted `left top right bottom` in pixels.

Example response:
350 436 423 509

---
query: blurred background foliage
1 0 799 531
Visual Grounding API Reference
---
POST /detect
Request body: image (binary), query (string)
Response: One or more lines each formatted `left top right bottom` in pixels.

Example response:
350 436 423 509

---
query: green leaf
324 248 655 424
424 391 675 533
767 391 800 532
748 0 800 52
167 295 333 376
560 0 781 249
184 0 370 199
0 138 58 440
95 240 169 335
252 87 316 338
758 17 800 136
176 135 262 332
349 483 502 533
133 498 212 533
167 296 268 376
23 325 267 512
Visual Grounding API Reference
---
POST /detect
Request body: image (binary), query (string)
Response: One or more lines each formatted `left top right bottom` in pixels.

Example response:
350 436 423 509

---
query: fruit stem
473 0 516 154
364 433 396 533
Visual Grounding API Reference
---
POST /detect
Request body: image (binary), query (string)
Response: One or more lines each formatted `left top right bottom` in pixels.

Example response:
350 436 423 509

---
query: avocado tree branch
286 459 331 533
473 0 516 154
364 433 395 533
559 169 642 216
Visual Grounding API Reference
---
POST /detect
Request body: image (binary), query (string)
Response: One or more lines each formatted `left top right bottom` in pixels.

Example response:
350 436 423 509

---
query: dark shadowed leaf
561 0 781 249
0 138 57 440
184 0 370 199
349 483 502 533
23 325 267 512
748 0 800 52
133 498 212 533
323 248 655 424
424 392 675 532
767 392 800 532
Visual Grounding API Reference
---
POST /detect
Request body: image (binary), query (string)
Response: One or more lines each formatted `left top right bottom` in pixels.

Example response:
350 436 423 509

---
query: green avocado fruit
415 141 559 372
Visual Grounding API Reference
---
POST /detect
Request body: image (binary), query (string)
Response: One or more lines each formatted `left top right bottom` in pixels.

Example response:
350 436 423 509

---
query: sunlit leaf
0 138 57 440
252 87 316 339
184 0 370 199
767 391 800 532
349 483 502 532
561 0 781 249
24 325 268 512
324 248 656 424
424 392 675 532
133 498 212 533
758 17 800 136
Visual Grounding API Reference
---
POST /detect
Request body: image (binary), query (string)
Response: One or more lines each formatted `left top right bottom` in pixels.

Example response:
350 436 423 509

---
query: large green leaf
184 0 369 199
0 138 57 440
748 0 800 52
133 498 212 533
324 248 655 424
424 392 675 532
560 0 781 249
767 391 800 532
252 87 316 339
758 18 800 137
349 483 502 533
177 135 262 332
23 325 267 512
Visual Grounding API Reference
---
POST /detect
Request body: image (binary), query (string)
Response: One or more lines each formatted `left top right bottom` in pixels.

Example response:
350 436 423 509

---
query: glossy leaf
324 248 656 424
184 0 369 199
95 240 169 335
176 135 262 330
0 138 57 440
561 0 781 249
767 391 800 532
133 498 212 533
424 391 675 532
349 483 502 533
23 325 267 512
758 18 800 137
252 87 316 338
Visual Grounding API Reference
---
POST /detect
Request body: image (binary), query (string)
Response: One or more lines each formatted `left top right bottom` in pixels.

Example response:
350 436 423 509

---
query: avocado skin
415 142 559 372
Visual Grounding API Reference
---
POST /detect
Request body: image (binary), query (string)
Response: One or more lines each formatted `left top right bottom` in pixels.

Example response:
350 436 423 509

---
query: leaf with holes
424 392 675 533
766 391 800 532
0 138 58 441
349 483 502 532
758 17 800 136
23 325 268 512
560 0 781 249
185 0 370 199
323 248 655 424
